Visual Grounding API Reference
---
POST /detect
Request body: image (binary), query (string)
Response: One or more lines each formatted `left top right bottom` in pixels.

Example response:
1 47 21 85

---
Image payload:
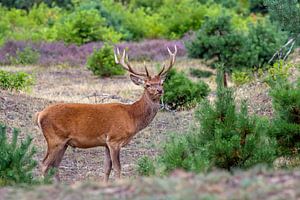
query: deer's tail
33 112 41 128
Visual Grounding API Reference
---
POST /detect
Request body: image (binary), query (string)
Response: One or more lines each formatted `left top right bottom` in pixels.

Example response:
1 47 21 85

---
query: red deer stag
35 46 177 182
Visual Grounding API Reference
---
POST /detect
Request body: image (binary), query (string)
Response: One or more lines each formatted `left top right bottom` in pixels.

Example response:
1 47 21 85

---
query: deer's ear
130 74 145 86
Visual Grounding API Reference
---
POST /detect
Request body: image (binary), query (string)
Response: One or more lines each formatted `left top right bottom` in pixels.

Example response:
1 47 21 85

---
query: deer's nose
157 89 163 94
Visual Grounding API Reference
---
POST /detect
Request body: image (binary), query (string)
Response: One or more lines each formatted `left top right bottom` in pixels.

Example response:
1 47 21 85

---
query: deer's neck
129 91 160 132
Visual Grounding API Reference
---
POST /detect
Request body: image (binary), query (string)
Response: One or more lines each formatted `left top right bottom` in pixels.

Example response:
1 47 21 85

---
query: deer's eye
145 83 151 88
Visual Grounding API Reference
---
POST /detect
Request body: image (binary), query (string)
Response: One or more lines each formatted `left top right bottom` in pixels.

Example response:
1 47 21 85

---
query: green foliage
186 14 246 70
158 0 207 39
264 0 300 61
197 0 238 8
56 9 121 44
232 70 252 86
250 0 267 13
163 69 210 110
0 0 268 43
0 0 72 10
0 124 37 186
10 46 40 65
186 14 287 72
265 0 300 36
136 156 156 176
0 70 35 91
159 68 277 173
245 20 288 69
130 0 163 12
264 60 292 86
87 44 125 77
190 68 213 78
269 78 300 156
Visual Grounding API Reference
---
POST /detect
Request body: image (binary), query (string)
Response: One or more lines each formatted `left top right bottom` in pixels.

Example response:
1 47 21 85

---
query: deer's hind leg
41 133 69 181
107 143 121 179
103 146 112 183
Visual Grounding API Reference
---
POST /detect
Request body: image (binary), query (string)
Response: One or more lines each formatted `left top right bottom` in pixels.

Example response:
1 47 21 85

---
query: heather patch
0 40 186 67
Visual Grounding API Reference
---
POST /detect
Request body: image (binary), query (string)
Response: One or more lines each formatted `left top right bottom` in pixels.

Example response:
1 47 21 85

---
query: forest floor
0 57 299 199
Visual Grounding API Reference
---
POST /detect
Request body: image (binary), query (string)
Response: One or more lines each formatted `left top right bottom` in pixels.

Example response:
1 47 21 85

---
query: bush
87 44 125 77
0 124 37 186
163 69 210 110
159 68 277 173
158 0 207 39
245 20 288 69
264 60 292 87
10 46 40 65
136 156 156 176
186 14 246 70
186 14 287 72
56 9 121 44
269 78 300 156
232 70 252 86
190 68 213 78
0 70 35 91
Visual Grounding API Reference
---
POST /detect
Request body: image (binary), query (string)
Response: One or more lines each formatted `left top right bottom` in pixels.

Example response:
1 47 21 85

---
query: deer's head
114 46 177 101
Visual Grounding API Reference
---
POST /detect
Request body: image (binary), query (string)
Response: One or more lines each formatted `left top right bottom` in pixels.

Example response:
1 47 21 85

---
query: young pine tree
159 68 277 173
194 68 277 170
270 78 300 155
0 124 37 186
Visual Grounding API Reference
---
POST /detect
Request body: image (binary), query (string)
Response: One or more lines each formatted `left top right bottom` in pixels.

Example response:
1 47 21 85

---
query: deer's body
36 46 176 182
37 91 160 149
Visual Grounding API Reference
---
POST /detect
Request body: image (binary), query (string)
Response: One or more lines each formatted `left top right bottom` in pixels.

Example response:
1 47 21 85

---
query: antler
114 48 149 77
158 45 177 76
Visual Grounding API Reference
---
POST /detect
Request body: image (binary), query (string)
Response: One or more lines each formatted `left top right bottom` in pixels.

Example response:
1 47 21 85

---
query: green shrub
269 78 300 156
264 60 292 87
87 44 125 77
186 14 287 72
163 69 210 110
0 70 35 91
56 9 121 44
159 68 277 173
245 20 288 69
10 46 40 65
0 124 37 186
190 68 213 78
232 70 252 86
158 0 207 39
136 156 156 176
186 14 246 70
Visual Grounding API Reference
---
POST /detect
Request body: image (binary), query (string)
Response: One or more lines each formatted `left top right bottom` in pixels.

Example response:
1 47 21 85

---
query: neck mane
129 91 160 132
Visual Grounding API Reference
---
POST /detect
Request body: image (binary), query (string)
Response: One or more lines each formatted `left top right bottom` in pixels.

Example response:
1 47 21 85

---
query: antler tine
114 48 147 77
144 61 150 78
114 48 120 64
158 45 177 76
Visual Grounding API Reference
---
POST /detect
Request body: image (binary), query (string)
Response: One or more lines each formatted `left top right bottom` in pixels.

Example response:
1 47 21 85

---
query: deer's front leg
104 146 112 183
107 143 121 179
